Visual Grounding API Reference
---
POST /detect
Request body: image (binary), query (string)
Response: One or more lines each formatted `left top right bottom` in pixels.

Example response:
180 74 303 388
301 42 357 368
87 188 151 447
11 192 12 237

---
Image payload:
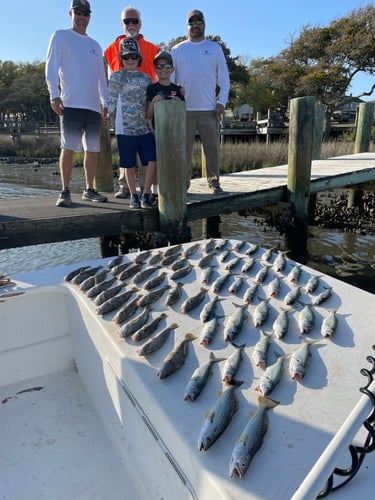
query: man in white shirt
171 9 230 194
45 0 109 207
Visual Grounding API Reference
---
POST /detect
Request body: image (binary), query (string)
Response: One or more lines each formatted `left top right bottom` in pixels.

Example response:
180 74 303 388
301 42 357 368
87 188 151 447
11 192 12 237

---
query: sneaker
56 189 72 207
210 186 225 195
140 193 152 209
129 193 141 208
150 193 158 206
82 188 107 202
114 188 129 199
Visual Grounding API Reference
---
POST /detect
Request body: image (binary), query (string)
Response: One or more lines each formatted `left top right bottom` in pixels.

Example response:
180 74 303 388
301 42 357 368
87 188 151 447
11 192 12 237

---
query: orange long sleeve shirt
104 34 159 82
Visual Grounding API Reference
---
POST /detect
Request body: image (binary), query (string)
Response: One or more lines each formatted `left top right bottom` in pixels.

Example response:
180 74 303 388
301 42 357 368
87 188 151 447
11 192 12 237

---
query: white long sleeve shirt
170 39 230 111
45 29 108 112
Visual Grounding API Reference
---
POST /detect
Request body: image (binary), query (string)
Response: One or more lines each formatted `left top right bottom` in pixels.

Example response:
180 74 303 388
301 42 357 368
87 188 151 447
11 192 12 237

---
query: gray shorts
60 107 101 152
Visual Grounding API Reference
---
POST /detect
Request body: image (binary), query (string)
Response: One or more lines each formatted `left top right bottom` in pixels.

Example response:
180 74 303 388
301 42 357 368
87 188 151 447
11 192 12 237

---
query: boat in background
1 239 375 499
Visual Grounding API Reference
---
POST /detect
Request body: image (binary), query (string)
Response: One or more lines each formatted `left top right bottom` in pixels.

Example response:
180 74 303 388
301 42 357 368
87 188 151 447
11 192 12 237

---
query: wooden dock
1 152 375 250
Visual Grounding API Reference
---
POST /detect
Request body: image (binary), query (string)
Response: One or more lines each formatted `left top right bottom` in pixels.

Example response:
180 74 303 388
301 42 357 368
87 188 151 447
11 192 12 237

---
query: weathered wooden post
94 117 114 192
287 96 316 262
312 101 325 161
154 99 188 244
348 102 375 208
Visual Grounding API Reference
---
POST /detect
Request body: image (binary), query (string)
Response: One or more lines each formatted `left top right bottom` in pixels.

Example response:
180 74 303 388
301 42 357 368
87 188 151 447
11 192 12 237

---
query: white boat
1 239 375 499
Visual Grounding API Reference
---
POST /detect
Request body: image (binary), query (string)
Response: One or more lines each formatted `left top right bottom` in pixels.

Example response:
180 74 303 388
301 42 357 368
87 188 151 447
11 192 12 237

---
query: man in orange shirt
104 6 159 198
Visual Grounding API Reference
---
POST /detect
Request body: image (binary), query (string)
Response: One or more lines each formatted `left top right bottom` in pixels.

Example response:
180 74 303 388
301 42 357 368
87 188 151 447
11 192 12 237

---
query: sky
0 0 373 100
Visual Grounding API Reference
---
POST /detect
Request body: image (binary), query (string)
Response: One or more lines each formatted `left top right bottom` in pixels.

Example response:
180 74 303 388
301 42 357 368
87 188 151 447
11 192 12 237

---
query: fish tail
185 333 198 341
170 323 179 329
258 395 279 409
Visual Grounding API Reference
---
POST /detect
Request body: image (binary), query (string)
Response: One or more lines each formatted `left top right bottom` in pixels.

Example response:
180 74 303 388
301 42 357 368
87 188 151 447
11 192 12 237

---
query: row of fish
64 238 342 479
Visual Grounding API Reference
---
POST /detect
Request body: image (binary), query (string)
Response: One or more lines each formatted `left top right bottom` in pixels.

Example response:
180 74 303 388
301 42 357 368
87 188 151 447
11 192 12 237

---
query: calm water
1 182 374 294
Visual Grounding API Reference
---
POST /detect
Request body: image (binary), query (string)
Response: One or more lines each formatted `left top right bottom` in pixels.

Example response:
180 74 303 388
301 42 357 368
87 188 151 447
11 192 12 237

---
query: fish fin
258 395 279 409
170 323 179 329
185 333 198 341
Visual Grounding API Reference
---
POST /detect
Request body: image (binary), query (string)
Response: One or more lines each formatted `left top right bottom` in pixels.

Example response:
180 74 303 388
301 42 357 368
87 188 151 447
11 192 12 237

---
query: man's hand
50 97 64 116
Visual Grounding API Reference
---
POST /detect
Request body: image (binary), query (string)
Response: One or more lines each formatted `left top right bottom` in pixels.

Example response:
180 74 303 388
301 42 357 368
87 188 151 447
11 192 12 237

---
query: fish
136 323 179 356
229 396 279 479
272 250 289 273
71 266 102 285
131 312 168 342
241 257 256 274
182 242 200 258
222 343 246 383
321 309 338 339
252 330 272 369
132 266 161 284
283 286 302 306
232 240 246 252
133 250 152 263
107 255 123 269
289 339 318 381
79 269 107 292
214 239 228 251
287 264 303 284
228 276 244 295
170 264 194 281
170 257 189 271
165 282 184 306
200 265 216 285
243 283 259 304
117 263 143 282
143 271 167 290
312 287 333 306
184 352 226 401
137 285 170 307
267 276 282 298
202 238 217 253
198 380 243 451
211 272 230 294
199 316 221 346
197 253 216 268
163 244 183 257
272 307 290 339
245 243 259 255
110 260 133 277
305 274 321 294
180 288 208 313
64 266 90 282
118 305 151 338
148 251 163 265
220 250 231 262
111 295 140 324
94 283 125 306
224 303 248 342
298 303 315 334
261 247 274 264
200 295 223 322
157 333 197 379
255 354 286 395
254 264 270 284
160 253 181 267
86 277 116 298
253 298 271 327
225 256 241 271
96 288 138 316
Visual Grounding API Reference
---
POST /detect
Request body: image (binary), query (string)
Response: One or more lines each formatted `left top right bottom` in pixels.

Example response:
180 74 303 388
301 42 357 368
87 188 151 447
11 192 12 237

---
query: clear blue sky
0 0 373 99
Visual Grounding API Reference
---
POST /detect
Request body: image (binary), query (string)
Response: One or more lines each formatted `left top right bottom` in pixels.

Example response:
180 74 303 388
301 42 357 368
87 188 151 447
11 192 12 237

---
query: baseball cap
154 51 173 66
187 9 205 22
120 37 140 56
70 0 91 12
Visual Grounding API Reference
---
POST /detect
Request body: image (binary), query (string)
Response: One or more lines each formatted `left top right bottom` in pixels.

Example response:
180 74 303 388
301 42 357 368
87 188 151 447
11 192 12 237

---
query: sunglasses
121 53 139 61
123 18 139 25
155 63 172 70
188 19 204 26
73 9 90 17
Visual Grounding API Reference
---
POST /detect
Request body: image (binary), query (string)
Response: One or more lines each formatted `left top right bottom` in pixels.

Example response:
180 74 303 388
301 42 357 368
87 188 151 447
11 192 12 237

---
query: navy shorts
60 107 101 152
117 133 156 167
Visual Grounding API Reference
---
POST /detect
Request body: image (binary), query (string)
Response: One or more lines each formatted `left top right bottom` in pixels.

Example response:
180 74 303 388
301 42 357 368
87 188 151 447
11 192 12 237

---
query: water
1 182 374 294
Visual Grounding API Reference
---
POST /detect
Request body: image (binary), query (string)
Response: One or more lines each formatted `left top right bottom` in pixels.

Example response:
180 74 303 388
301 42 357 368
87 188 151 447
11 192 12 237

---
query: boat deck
0 369 140 500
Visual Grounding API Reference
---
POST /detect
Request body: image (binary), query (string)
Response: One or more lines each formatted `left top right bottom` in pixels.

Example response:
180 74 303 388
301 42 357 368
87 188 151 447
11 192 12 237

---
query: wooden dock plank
1 153 374 249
